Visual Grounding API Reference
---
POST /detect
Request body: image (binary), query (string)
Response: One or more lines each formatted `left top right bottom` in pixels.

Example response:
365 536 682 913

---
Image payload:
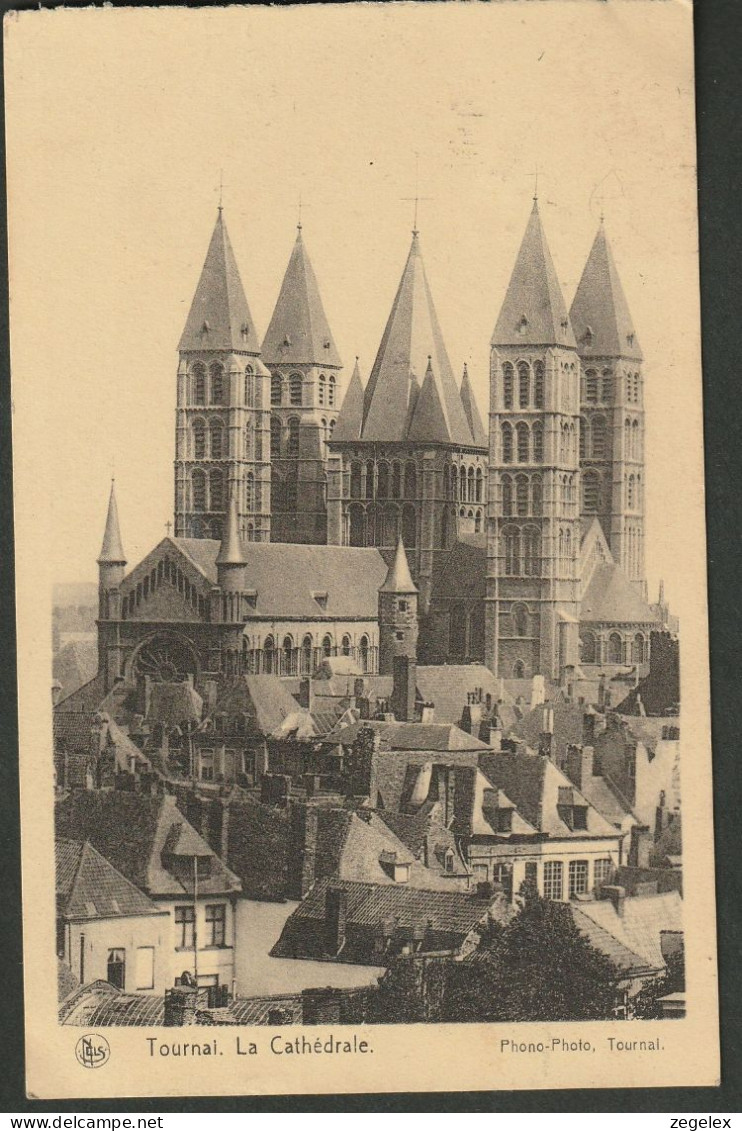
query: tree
631 949 685 1020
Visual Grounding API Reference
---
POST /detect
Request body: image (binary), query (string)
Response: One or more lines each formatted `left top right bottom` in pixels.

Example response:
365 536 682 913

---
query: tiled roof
492 200 576 349
359 233 480 448
330 719 490 752
581 562 661 625
215 675 313 738
571 907 648 973
230 994 302 1025
84 992 166 1027
173 539 387 619
56 792 241 898
331 359 364 442
179 210 261 353
262 228 342 368
54 711 96 752
414 664 501 729
575 892 683 972
56 839 163 920
570 222 643 361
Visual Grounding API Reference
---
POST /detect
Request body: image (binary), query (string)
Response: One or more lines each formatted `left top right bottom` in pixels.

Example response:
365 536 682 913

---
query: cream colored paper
6 0 718 1099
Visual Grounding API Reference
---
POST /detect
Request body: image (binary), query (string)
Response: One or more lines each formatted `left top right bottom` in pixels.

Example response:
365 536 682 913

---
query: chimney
542 705 554 734
582 708 596 745
538 732 554 760
628 823 652 869
302 987 343 1025
636 692 646 717
598 675 606 710
419 702 435 724
462 700 483 737
260 772 291 808
391 655 417 722
298 678 315 713
602 884 626 916
289 803 318 898
163 981 209 1026
325 886 348 955
564 744 594 790
488 717 503 751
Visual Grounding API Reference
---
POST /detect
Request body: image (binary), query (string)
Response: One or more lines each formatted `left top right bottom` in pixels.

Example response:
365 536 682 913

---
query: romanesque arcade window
209 362 225 406
289 373 303 406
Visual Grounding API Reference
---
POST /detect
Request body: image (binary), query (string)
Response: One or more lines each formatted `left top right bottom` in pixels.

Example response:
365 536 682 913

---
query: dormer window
444 849 455 874
561 318 570 332
572 806 588 831
496 808 513 834
518 315 528 335
583 326 594 347
627 332 635 346
240 322 250 341
312 591 328 611
200 321 210 337
283 334 292 347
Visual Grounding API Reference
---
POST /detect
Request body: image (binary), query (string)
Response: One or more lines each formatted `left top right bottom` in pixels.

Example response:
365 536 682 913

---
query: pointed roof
216 494 246 566
360 233 480 447
332 358 365 442
98 481 126 565
262 227 342 368
492 200 576 349
408 359 451 444
580 562 660 625
459 364 487 447
179 210 260 353
570 221 643 361
379 537 418 594
56 839 162 921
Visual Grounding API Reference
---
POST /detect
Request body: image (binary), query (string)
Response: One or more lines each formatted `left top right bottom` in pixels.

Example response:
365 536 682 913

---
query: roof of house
571 907 649 973
508 699 587 764
492 200 576 349
56 839 164 921
569 222 643 361
574 891 683 972
179 210 261 353
54 711 97 752
55 792 241 898
581 562 661 625
331 358 365 442
413 664 501 729
358 232 481 448
261 227 342 368
215 675 315 738
330 718 490 752
172 538 387 619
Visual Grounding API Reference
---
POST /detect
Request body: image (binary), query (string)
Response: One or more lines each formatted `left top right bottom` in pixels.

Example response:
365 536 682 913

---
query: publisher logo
75 1033 111 1069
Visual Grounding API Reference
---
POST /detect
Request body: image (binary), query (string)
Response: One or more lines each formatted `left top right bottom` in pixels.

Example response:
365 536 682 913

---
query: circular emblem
75 1033 111 1069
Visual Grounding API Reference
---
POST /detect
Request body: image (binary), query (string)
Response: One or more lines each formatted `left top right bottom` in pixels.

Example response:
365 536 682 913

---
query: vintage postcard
7 0 719 1100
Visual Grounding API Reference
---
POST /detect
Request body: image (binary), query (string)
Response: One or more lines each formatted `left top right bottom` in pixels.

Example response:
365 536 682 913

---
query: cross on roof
529 163 540 203
217 169 225 212
165 521 173 536
401 153 432 235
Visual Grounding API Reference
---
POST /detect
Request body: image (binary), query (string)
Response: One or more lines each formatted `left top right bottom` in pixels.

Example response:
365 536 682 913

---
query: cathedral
92 195 668 703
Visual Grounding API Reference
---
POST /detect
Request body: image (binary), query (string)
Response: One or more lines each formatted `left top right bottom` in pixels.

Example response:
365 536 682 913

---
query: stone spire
262 226 341 368
216 492 247 566
179 210 260 353
332 357 365 442
98 481 126 565
459 363 487 447
361 232 477 446
492 199 576 349
380 536 418 594
570 221 643 360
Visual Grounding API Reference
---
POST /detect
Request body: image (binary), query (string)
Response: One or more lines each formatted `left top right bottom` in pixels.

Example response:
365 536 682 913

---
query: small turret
378 537 418 674
98 481 126 619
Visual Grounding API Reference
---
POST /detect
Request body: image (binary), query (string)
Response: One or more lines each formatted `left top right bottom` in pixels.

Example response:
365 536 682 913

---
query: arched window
359 635 370 673
501 423 513 464
504 526 520 576
516 422 529 463
385 504 400 546
581 632 597 664
531 476 542 516
586 369 598 403
318 374 326 407
582 470 601 513
350 462 362 499
263 636 275 674
328 374 336 407
349 504 365 546
322 634 332 658
475 468 483 502
404 462 417 498
209 469 224 512
512 604 528 637
246 472 255 511
633 373 640 403
474 510 483 533
532 422 543 463
341 634 351 657
193 419 206 460
289 373 302 406
287 417 300 459
602 369 613 402
192 470 206 512
516 474 529 516
244 366 255 406
361 460 372 499
192 363 206 404
608 633 623 664
523 526 540 576
441 508 450 550
210 362 225 405
301 634 313 675
513 660 526 678
534 360 545 409
631 633 645 664
632 419 640 459
518 361 530 408
625 418 632 456
377 462 390 498
271 374 282 407
391 462 402 499
502 474 513 516
467 467 475 502
502 363 514 409
591 415 606 459
282 635 294 675
244 423 252 460
210 419 224 459
270 416 281 459
402 504 417 548
579 416 587 459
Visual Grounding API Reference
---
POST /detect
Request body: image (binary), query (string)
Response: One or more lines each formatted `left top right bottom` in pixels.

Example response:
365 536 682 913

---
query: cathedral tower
378 536 419 674
570 221 645 591
262 223 343 544
174 209 271 543
327 228 488 612
485 200 581 682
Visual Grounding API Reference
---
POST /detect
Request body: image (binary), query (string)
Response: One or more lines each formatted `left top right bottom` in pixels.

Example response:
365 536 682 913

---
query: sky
6 2 703 603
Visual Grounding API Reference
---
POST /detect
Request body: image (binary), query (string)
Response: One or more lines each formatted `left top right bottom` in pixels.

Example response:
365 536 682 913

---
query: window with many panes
205 904 226 947
175 905 196 949
543 861 563 901
568 860 589 898
593 858 613 889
